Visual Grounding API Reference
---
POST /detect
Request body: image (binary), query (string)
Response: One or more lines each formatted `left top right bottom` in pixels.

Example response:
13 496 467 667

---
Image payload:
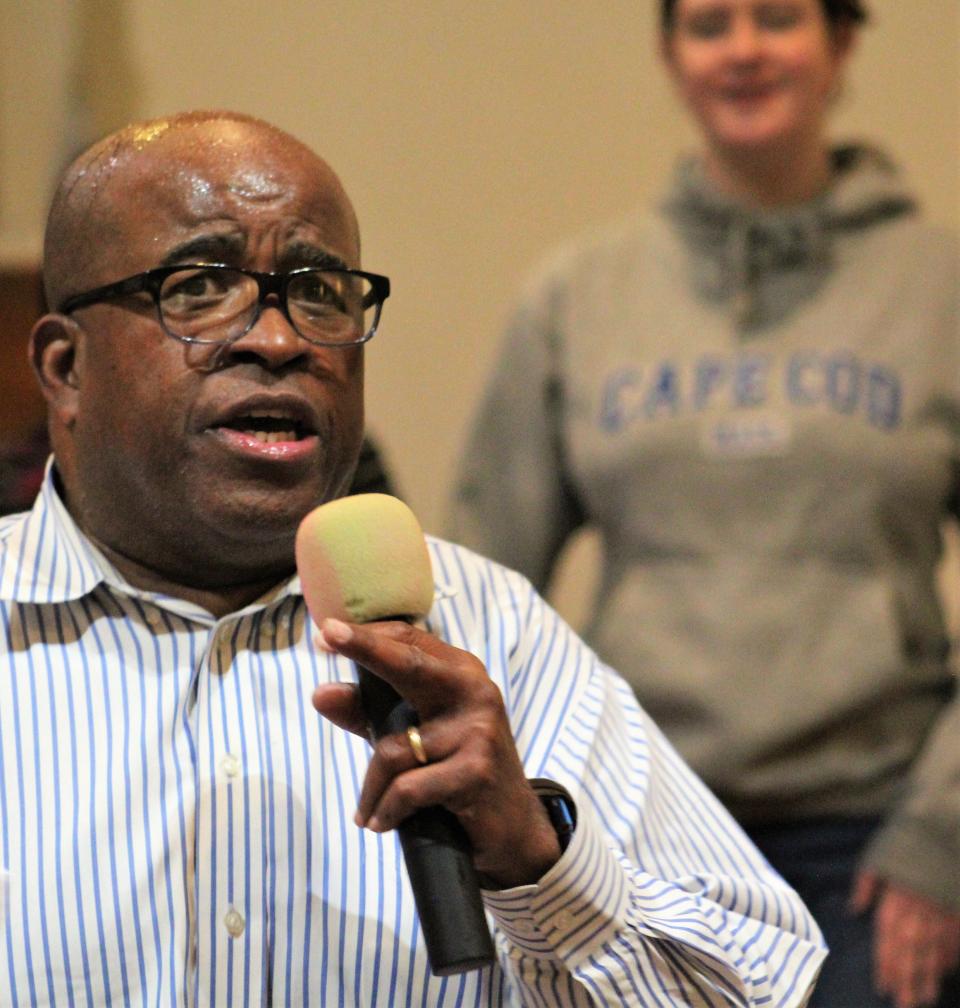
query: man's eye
302 279 335 303
158 269 241 324
164 269 229 302
171 276 208 298
293 273 347 313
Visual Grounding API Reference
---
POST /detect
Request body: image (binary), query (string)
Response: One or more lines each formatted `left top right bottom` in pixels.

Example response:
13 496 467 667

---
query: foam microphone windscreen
295 493 435 625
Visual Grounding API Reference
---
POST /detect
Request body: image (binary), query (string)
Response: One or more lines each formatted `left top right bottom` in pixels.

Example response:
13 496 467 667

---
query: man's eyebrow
157 236 351 272
159 234 244 266
279 242 350 272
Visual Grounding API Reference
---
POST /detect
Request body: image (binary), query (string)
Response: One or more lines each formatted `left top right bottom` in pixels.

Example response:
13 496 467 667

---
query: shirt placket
193 612 266 1006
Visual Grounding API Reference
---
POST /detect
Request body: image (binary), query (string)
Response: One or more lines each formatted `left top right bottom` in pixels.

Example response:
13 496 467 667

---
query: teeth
245 429 298 443
230 411 304 444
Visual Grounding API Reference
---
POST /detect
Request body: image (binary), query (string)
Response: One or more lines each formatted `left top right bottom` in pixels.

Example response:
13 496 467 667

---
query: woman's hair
660 0 868 30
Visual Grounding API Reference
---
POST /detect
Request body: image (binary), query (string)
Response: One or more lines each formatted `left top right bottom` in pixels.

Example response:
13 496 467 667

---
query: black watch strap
539 793 576 852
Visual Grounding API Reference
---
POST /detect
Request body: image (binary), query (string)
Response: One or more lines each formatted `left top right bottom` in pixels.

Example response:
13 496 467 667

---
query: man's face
54 120 366 588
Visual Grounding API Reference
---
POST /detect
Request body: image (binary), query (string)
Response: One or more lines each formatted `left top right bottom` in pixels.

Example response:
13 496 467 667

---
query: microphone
295 493 496 976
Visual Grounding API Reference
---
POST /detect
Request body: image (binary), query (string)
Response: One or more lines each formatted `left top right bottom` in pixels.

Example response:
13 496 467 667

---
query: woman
448 3 960 1006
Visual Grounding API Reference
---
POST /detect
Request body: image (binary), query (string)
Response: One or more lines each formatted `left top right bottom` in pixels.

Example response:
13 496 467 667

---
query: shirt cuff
863 815 960 910
481 782 631 967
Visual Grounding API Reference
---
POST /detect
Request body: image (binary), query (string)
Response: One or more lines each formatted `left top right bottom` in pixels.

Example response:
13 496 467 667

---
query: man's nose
219 299 309 369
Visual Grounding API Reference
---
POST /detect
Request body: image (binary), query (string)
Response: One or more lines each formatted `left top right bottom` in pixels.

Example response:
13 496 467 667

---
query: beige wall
2 0 958 547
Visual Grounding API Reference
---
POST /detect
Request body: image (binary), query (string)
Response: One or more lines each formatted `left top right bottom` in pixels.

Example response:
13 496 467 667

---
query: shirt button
553 910 574 932
224 907 245 938
221 754 242 779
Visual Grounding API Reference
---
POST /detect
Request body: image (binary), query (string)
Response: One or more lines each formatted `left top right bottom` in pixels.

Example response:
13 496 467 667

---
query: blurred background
2 0 957 618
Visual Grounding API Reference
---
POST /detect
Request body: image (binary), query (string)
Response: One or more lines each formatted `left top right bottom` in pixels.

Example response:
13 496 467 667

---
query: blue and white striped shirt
1 473 825 1006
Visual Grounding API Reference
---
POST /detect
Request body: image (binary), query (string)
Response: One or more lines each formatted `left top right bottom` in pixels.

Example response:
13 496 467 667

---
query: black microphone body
359 663 496 976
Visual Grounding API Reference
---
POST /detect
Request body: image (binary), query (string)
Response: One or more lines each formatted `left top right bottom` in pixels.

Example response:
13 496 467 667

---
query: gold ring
406 725 429 765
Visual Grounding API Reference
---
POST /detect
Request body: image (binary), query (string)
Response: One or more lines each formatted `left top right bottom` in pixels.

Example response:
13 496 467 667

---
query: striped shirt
0 473 826 1006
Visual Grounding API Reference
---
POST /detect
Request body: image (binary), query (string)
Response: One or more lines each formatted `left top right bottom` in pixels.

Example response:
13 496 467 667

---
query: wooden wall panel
0 267 45 438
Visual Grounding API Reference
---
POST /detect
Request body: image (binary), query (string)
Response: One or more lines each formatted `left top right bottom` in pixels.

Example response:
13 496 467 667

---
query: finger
312 682 367 737
915 918 959 1007
882 906 929 1008
851 869 880 913
313 630 335 653
313 617 419 653
356 705 506 828
893 953 929 1008
915 948 939 1008
319 618 486 714
355 719 465 826
886 941 918 1008
362 761 468 833
873 892 899 998
362 731 514 838
941 916 960 974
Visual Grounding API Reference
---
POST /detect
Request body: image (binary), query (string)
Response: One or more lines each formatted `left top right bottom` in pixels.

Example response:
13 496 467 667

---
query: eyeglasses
58 263 391 347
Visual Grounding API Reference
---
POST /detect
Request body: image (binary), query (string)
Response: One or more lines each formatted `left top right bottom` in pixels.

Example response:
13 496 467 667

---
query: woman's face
663 0 854 159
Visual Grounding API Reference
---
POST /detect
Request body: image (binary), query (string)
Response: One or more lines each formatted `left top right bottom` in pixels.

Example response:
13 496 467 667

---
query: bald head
43 110 360 310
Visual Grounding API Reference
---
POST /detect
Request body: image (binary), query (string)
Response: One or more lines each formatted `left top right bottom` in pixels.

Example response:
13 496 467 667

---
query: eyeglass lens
158 267 375 344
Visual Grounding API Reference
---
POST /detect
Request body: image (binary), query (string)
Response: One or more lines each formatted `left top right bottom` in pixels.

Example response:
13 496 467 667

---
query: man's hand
852 870 960 1008
312 617 562 889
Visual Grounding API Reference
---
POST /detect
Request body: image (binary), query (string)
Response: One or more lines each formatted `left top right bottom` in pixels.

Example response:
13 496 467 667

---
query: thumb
312 682 369 738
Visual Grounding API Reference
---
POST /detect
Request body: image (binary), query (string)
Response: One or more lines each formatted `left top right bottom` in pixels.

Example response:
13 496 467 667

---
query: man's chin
203 476 352 554
210 492 317 544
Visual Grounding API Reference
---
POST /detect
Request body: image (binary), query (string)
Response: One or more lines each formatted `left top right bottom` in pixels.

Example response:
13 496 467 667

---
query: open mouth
204 396 322 459
213 403 318 447
221 412 309 444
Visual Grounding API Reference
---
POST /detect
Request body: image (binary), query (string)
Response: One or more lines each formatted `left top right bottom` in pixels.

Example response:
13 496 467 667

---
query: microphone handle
358 667 495 976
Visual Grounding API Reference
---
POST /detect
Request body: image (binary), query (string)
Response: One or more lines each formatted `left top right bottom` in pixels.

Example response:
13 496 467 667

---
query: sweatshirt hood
662 144 917 332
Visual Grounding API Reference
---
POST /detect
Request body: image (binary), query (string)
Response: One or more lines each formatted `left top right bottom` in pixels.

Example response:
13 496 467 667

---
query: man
0 111 825 1006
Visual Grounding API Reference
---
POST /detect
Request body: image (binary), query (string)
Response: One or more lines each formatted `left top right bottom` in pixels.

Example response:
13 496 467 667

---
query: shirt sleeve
861 690 960 909
445 268 586 592
477 575 827 1008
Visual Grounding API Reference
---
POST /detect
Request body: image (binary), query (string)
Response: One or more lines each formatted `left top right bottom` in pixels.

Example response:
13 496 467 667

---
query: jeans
747 817 960 1008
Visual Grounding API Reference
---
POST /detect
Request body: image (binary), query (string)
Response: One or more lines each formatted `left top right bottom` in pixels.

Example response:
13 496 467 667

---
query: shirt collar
0 460 110 604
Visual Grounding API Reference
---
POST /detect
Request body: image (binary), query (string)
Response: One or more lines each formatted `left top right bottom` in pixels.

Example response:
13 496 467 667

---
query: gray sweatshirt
448 146 960 908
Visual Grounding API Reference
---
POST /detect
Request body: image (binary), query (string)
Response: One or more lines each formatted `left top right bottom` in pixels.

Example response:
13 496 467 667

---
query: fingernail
322 618 353 646
366 815 383 833
354 809 365 828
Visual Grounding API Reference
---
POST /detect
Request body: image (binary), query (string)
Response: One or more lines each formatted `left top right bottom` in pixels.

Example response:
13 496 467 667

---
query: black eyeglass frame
57 263 391 347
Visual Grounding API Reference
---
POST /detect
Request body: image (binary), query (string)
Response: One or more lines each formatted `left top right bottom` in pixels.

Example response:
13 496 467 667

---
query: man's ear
29 313 83 428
